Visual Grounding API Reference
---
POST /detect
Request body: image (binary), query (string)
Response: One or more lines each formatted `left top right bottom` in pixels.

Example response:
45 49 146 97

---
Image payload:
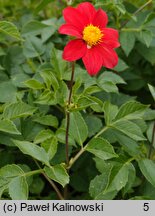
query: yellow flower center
83 24 103 48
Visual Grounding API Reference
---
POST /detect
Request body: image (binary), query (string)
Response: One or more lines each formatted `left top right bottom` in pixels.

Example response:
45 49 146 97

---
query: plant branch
23 169 43 177
68 62 75 104
133 0 152 16
94 126 108 138
34 160 64 200
65 61 75 167
121 28 141 32
65 112 70 166
68 146 86 169
148 122 155 159
121 0 152 28
68 126 108 169
41 170 64 200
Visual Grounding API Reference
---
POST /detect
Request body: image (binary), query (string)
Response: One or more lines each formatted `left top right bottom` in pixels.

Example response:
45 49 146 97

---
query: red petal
101 28 120 48
63 7 88 32
99 46 119 68
93 9 108 29
59 24 82 38
82 46 103 76
77 2 96 23
101 40 120 49
103 28 119 40
63 39 87 61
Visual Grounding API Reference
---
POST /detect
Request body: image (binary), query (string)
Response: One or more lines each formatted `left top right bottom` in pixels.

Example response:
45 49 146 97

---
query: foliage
0 0 155 200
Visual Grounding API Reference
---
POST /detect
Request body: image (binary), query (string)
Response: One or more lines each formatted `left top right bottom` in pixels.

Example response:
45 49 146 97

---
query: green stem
68 146 86 169
68 126 108 169
41 170 64 200
94 126 108 138
121 0 152 28
121 28 141 32
133 0 152 16
68 61 75 104
34 160 64 200
23 169 43 177
65 61 75 167
64 62 75 199
148 121 155 159
126 157 135 164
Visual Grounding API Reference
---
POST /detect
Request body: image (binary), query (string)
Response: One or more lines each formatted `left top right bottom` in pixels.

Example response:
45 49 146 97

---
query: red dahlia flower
59 2 120 76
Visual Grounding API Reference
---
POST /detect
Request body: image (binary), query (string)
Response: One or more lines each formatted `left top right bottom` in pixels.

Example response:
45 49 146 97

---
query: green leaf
41 18 57 42
29 176 44 194
144 12 155 27
35 89 56 105
97 71 125 93
0 64 4 70
85 115 102 137
41 136 58 160
85 96 103 112
55 81 68 106
133 119 147 133
3 102 37 119
98 81 118 93
136 43 155 65
116 3 126 14
33 115 58 128
110 119 146 141
34 129 53 144
12 139 50 166
0 81 17 103
148 84 155 101
143 109 155 121
114 58 129 72
40 69 59 90
140 30 153 47
69 112 88 146
23 36 45 58
100 128 117 144
106 163 130 192
120 31 135 56
44 165 69 187
51 48 67 79
113 132 141 156
83 85 101 95
56 128 76 146
0 21 21 40
103 101 118 125
0 164 24 180
22 20 49 36
20 119 44 141
73 96 97 111
89 164 114 199
35 0 53 14
0 164 28 199
144 13 155 27
94 158 112 173
24 79 44 89
0 47 6 56
0 119 21 135
11 73 30 88
114 101 148 120
138 159 155 187
8 176 28 200
147 122 155 148
123 163 136 196
99 72 126 84
0 185 8 198
86 137 118 160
